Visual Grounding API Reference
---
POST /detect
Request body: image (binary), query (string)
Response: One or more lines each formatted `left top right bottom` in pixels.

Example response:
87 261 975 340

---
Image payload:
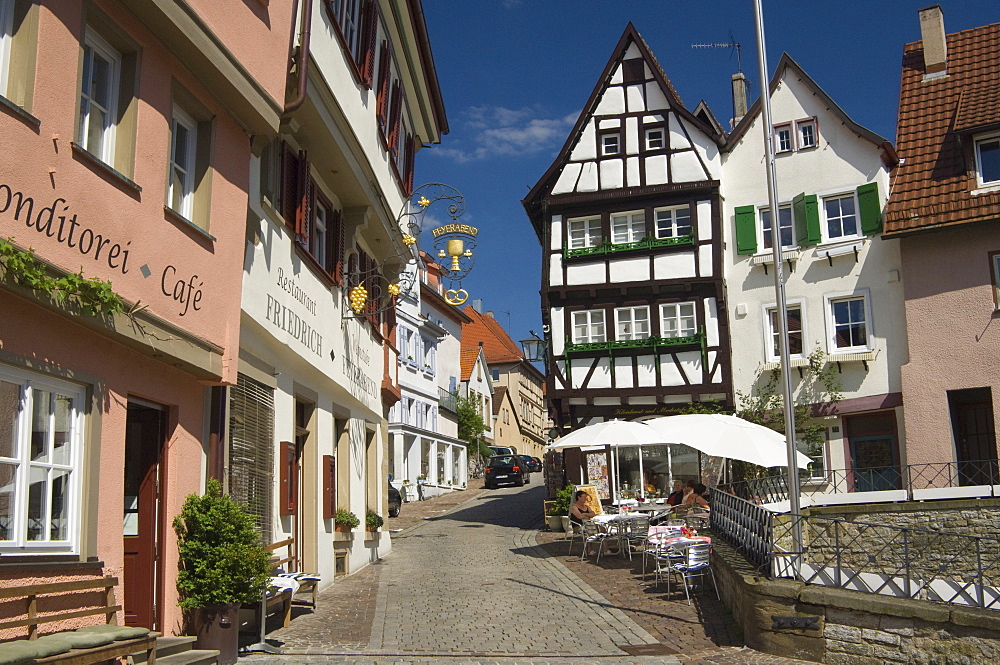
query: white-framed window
568 216 602 248
826 293 871 352
660 302 696 338
78 30 121 164
601 132 620 155
329 0 363 61
0 0 13 97
654 205 692 239
760 205 795 250
798 437 826 478
422 338 435 372
572 309 606 344
168 105 197 219
774 124 792 153
764 304 804 361
0 367 84 554
822 193 860 240
797 119 817 149
611 211 645 244
645 127 664 150
615 306 649 341
974 134 1000 187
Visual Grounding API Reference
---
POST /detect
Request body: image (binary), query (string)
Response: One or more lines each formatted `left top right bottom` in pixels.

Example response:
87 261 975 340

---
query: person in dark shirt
569 490 595 525
666 480 685 506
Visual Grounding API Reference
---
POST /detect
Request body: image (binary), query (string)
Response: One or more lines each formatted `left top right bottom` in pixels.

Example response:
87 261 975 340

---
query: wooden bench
265 537 320 609
0 576 157 665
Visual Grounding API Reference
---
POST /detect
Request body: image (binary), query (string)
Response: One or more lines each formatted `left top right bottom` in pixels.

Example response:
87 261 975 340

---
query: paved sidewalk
241 482 813 665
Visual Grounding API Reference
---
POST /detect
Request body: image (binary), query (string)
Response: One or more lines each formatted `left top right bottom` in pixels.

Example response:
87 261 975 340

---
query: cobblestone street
241 482 813 665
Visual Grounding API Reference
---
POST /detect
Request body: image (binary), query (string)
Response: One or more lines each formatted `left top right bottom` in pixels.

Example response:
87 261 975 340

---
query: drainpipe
284 0 313 114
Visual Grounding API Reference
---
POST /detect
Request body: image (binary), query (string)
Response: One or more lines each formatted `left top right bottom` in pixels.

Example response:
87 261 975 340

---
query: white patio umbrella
644 413 812 469
546 419 664 450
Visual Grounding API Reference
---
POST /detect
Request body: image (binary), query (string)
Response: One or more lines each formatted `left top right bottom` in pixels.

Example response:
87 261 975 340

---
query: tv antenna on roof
691 33 744 72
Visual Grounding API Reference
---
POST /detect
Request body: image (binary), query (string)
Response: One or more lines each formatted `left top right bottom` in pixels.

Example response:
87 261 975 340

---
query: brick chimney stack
731 72 748 127
919 5 948 76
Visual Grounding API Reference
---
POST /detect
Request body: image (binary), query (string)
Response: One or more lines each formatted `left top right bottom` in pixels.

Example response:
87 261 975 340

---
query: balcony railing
721 459 1000 507
709 491 1000 610
437 388 457 414
564 234 694 259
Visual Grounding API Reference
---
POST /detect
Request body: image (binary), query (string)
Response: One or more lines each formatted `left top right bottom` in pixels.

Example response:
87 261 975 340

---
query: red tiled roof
459 348 480 382
492 386 508 416
884 21 1000 235
461 306 524 364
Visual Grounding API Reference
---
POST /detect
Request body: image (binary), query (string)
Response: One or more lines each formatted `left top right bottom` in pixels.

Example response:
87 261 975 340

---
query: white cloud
432 106 576 163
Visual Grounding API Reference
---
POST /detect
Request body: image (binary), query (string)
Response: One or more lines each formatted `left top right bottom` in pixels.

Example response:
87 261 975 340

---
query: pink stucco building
883 8 1000 480
0 0 293 634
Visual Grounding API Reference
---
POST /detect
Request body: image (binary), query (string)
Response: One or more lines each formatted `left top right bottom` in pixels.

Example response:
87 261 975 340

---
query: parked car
484 455 529 489
521 455 541 473
387 481 402 517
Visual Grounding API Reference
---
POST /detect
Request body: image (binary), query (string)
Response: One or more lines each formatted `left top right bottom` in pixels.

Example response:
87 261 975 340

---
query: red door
123 401 166 629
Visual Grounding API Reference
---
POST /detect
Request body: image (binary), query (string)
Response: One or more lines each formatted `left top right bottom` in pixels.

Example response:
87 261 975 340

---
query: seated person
568 490 596 526
666 480 685 506
682 482 710 510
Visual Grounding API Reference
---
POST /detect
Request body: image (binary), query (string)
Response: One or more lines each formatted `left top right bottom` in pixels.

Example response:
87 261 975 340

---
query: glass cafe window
0 368 84 553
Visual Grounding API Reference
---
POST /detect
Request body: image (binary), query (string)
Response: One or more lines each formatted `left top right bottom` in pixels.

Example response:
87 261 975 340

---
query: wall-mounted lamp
519 330 547 363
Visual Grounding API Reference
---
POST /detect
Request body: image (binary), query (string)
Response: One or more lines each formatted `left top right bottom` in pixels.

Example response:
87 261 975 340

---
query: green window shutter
857 181 882 235
793 193 821 246
734 205 757 255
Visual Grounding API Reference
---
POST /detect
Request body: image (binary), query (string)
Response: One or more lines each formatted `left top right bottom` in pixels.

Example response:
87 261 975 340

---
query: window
645 127 664 150
660 302 696 338
326 0 376 78
168 106 196 219
601 132 620 155
765 305 803 360
311 196 329 268
774 124 792 153
0 0 12 97
0 0 37 110
491 368 500 381
622 58 644 84
797 119 817 149
829 295 869 351
975 135 1000 187
611 211 644 244
760 205 795 250
823 194 859 240
572 309 606 344
0 367 84 553
654 205 692 239
78 31 121 164
615 306 649 340
992 252 1000 308
568 216 601 248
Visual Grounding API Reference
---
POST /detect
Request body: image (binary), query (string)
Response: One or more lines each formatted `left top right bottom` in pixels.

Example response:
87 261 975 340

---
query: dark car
484 455 529 489
521 455 541 474
388 481 402 517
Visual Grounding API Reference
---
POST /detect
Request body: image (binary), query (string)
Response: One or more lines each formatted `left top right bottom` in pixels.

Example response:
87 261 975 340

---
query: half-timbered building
523 23 730 434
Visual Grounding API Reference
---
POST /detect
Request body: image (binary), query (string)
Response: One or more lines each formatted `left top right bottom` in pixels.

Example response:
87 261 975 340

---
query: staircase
131 636 219 665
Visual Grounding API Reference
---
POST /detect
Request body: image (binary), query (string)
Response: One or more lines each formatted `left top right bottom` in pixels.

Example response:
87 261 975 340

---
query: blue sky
415 1 999 347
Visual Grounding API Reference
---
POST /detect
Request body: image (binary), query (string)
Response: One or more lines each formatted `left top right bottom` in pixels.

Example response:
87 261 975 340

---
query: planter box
333 530 355 542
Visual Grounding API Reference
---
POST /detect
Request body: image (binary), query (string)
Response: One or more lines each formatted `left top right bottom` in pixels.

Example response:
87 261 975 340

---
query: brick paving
241 480 814 665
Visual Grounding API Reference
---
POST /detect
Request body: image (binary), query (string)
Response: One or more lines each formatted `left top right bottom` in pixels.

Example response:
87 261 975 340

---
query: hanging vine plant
0 237 125 318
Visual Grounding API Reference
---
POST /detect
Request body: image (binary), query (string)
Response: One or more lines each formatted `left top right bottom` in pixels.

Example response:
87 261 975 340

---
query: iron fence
721 458 1000 506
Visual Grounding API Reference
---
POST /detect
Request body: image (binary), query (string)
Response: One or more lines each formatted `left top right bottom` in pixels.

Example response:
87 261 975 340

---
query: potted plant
365 510 384 531
334 507 360 532
173 479 270 665
548 484 575 533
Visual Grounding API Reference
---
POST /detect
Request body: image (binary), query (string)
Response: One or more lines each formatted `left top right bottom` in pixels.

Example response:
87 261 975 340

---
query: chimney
472 299 483 313
731 72 748 127
485 311 495 319
919 5 947 76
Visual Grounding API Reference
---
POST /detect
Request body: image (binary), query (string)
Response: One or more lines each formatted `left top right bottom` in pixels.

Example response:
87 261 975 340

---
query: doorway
844 412 900 492
123 400 167 629
948 387 998 486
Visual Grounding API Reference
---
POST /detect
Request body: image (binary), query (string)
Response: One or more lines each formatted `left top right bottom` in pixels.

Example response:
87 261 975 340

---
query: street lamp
519 330 547 363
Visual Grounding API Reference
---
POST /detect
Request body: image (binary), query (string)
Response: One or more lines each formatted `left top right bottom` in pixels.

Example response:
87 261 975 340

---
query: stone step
155 636 199 659
155 649 220 665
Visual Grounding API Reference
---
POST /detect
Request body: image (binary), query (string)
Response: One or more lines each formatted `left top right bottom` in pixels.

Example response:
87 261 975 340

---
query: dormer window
601 132 620 155
974 134 1000 187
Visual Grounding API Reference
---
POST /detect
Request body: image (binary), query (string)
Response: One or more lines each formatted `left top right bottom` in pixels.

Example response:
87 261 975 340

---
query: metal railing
722 459 1000 506
709 491 774 573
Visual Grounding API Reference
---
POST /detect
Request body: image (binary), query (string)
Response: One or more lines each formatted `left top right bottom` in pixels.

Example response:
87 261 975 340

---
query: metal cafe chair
658 542 719 605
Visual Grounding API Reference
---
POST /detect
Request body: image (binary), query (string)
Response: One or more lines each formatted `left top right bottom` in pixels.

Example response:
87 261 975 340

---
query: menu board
586 452 610 499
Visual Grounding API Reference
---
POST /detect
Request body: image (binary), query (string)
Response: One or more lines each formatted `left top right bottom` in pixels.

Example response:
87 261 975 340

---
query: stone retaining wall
712 537 1000 664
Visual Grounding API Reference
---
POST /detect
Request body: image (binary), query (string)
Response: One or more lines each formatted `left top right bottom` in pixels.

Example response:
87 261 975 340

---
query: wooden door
950 389 997 486
123 401 166 629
